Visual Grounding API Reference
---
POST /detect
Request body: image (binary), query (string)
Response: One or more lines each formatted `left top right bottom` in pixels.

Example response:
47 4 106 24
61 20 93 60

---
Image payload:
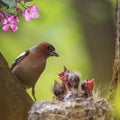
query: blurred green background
0 0 115 101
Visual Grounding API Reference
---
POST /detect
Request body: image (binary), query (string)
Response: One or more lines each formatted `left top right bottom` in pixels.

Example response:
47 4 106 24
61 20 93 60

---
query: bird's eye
47 45 55 51
81 82 86 89
47 46 50 49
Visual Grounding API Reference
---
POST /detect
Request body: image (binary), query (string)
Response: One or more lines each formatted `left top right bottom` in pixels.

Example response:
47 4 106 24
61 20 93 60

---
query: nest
29 67 113 120
28 96 112 120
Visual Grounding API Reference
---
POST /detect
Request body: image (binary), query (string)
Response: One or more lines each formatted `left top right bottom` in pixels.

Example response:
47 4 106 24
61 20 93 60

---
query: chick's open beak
50 51 59 57
87 79 94 91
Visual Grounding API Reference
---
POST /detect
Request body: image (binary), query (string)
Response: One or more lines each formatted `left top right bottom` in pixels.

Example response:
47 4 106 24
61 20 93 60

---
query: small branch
19 1 27 9
110 0 120 97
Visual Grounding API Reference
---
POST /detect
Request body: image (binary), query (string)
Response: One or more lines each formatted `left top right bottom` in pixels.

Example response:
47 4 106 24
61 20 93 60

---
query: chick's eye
81 82 86 89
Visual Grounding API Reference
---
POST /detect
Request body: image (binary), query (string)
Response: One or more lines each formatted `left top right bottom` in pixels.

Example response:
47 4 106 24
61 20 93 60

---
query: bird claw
32 86 37 101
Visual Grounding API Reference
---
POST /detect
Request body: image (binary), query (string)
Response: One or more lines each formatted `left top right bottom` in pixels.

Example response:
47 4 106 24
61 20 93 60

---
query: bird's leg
32 85 36 101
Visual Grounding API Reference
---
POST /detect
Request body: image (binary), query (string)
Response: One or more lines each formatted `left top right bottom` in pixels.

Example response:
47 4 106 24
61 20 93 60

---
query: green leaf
0 1 9 14
1 0 17 8
0 1 9 9
9 7 16 14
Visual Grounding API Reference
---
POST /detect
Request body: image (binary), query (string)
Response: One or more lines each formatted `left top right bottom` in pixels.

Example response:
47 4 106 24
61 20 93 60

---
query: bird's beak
50 51 59 57
85 79 94 96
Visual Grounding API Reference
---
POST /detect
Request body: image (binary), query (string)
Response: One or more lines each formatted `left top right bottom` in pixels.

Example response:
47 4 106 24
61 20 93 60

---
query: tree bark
0 53 33 120
110 0 120 97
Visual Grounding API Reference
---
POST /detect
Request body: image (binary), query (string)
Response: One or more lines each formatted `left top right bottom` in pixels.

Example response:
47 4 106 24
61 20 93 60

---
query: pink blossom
22 6 40 22
2 16 19 32
0 12 3 18
16 8 21 13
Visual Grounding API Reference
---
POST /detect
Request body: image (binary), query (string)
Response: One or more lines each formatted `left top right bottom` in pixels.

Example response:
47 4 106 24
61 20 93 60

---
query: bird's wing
11 50 30 70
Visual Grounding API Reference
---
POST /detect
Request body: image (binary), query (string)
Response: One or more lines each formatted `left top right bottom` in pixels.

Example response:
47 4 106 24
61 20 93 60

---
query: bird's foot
32 86 37 101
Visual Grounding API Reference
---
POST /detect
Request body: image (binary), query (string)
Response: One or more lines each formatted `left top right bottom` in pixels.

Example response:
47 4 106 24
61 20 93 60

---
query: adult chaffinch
11 42 59 100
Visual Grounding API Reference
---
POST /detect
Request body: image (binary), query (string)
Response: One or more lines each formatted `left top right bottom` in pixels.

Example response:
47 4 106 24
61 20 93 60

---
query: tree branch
0 52 33 120
110 0 120 95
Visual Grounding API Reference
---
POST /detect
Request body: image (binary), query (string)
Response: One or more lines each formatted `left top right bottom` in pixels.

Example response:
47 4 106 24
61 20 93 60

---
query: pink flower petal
22 10 26 16
2 25 9 32
10 24 18 32
2 18 8 25
22 6 40 22
25 13 31 22
11 16 19 23
29 6 40 12
23 10 31 22
8 16 14 22
31 12 39 19
0 12 3 18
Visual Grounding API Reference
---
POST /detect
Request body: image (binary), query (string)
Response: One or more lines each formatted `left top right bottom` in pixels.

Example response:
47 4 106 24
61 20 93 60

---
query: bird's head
81 78 94 97
67 71 80 89
59 67 80 91
32 42 59 58
58 66 68 78
53 80 66 97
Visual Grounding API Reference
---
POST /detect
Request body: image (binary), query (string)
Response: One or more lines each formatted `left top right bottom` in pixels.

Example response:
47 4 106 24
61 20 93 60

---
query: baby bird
81 78 94 97
52 80 66 100
59 66 80 91
11 42 59 100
